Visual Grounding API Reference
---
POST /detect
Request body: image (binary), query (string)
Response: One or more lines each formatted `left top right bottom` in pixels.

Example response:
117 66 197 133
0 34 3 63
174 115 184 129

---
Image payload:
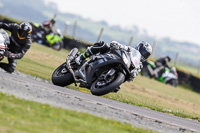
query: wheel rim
54 44 61 49
55 64 68 77
94 70 116 89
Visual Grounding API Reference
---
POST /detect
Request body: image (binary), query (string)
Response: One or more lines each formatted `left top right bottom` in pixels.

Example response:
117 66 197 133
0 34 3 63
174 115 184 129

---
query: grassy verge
105 77 200 121
2 43 200 122
0 93 154 133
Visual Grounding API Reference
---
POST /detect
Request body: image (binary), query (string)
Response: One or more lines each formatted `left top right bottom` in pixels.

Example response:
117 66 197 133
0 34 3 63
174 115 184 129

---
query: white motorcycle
52 46 142 96
0 29 9 61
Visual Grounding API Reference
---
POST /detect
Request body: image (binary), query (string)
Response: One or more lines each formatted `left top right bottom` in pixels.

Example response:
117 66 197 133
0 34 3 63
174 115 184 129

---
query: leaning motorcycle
141 60 178 87
52 47 141 96
0 29 9 61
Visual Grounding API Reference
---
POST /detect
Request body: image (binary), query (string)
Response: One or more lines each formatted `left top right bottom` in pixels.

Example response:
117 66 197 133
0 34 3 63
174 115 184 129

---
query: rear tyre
90 72 125 96
167 79 178 87
52 63 74 87
52 41 63 51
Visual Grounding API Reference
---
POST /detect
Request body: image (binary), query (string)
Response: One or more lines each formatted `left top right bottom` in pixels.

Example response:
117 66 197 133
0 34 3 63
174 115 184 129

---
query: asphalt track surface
0 70 200 133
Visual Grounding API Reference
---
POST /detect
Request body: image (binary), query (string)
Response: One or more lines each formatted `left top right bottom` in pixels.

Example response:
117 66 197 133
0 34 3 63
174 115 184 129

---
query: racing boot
75 50 91 65
75 54 85 65
112 85 121 93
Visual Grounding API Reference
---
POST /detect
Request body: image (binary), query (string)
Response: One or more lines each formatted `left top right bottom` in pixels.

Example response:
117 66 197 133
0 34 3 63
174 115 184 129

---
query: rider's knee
7 67 15 73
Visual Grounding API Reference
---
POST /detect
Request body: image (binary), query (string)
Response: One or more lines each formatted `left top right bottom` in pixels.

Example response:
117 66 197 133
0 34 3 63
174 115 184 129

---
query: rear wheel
167 79 178 87
90 71 125 96
52 41 63 51
52 63 74 87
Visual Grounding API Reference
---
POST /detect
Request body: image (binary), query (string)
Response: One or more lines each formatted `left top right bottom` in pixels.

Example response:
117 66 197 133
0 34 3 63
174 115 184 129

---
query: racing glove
110 41 130 51
4 51 15 59
110 41 121 49
94 41 106 47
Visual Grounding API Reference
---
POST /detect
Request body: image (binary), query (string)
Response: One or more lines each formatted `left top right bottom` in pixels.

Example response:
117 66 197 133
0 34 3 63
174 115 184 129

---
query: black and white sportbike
52 47 142 96
0 29 9 61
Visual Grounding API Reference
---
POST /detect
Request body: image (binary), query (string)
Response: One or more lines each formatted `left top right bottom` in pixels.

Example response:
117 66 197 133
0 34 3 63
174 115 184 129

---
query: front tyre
90 72 125 96
52 63 74 87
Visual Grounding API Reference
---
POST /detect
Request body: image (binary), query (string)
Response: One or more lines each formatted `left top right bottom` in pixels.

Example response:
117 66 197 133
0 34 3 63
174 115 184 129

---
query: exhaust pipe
66 48 79 86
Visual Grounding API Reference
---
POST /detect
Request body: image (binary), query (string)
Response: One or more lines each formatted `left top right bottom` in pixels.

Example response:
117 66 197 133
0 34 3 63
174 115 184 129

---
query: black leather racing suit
83 41 110 58
155 57 170 68
0 22 32 73
154 57 170 78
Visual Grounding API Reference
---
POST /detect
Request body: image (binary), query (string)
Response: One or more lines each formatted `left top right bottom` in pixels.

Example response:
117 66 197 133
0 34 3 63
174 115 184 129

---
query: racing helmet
17 22 32 39
165 56 171 62
42 21 52 30
135 41 152 62
50 19 56 25
56 29 62 36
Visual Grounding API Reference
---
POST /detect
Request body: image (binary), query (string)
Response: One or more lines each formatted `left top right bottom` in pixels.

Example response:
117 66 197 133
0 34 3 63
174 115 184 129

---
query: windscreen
0 29 10 45
129 48 141 68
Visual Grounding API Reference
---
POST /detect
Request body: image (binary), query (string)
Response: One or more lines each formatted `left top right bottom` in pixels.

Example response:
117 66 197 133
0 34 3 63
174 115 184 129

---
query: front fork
66 48 88 86
96 68 116 87
66 48 79 86
98 68 116 81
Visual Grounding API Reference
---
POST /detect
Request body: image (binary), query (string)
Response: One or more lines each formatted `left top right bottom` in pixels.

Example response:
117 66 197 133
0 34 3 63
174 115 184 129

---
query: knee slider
7 67 15 73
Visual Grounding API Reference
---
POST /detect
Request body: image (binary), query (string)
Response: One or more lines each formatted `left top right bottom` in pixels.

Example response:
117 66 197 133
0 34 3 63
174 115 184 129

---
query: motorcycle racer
153 56 171 78
0 22 32 73
75 41 152 91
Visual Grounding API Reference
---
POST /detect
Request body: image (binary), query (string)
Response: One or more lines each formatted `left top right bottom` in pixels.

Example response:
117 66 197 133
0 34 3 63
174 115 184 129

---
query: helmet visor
18 29 28 38
139 46 151 62
141 52 151 62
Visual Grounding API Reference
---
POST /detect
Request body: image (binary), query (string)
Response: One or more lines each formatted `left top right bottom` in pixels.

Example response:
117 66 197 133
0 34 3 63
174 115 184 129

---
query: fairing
0 29 9 45
0 29 9 55
83 53 131 86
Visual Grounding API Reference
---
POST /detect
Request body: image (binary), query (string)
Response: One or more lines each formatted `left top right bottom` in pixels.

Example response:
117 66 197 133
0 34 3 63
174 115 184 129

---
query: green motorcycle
45 33 63 51
30 22 63 51
141 60 178 87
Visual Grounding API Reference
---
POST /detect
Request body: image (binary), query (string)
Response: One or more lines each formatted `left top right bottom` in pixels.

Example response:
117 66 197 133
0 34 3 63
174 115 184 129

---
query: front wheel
90 71 125 96
52 63 74 87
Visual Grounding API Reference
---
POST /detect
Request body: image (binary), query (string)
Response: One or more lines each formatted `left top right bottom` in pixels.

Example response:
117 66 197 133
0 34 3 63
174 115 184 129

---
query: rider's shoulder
11 23 19 27
8 23 19 30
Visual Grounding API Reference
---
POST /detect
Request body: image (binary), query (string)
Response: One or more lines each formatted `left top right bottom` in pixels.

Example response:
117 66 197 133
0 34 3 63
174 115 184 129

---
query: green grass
14 44 69 79
2 43 200 122
176 64 200 77
0 43 156 132
0 93 154 133
104 76 200 121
